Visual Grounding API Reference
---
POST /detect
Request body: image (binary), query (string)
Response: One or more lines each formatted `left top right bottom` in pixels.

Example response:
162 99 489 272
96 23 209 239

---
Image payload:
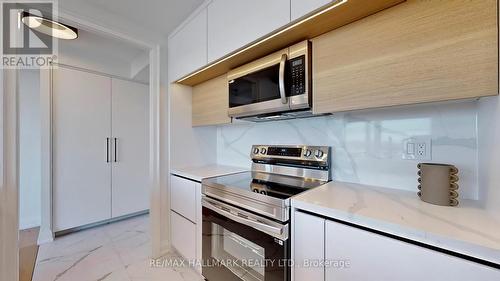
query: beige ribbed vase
417 163 459 206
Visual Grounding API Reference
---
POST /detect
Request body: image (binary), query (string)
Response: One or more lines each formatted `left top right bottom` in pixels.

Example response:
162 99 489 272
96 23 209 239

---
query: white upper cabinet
291 0 332 21
207 0 290 63
168 8 208 82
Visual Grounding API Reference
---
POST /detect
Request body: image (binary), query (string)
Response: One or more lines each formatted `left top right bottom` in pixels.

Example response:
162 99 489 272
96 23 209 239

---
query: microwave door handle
202 198 284 237
279 53 288 104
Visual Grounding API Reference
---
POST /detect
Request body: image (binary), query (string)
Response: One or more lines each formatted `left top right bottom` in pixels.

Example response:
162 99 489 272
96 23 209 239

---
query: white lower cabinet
170 175 197 222
170 174 202 271
325 221 500 281
293 211 325 281
171 211 196 262
293 210 500 281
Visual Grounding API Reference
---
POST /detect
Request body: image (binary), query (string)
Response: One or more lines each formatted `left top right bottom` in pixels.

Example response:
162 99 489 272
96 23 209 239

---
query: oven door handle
278 53 288 104
202 197 286 239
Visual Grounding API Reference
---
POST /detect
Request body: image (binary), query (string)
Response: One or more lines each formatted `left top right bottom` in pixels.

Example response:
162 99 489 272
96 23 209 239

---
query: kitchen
1 0 500 281
168 0 500 280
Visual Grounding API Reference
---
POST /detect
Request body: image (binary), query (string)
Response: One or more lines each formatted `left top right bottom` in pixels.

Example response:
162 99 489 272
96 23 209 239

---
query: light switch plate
402 136 432 160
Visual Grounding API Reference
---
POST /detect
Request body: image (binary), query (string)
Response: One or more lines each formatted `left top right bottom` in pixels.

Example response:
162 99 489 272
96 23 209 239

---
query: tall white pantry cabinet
52 66 149 231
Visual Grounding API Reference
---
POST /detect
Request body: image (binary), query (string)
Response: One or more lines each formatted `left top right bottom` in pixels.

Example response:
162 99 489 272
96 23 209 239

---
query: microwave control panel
290 55 306 96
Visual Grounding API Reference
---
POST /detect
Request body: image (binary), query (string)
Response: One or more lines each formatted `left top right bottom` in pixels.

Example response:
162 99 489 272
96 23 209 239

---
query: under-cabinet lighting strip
176 0 348 84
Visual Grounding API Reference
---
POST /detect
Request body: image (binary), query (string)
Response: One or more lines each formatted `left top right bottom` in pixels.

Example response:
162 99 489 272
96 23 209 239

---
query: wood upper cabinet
168 8 208 82
207 0 290 63
312 0 499 114
192 74 231 127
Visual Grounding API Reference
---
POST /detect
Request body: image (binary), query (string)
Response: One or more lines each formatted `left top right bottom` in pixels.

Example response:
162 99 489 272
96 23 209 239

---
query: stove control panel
251 145 330 163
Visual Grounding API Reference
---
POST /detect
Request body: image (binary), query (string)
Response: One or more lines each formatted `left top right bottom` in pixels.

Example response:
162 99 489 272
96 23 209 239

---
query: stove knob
304 149 312 157
260 147 267 154
253 147 260 154
315 149 325 158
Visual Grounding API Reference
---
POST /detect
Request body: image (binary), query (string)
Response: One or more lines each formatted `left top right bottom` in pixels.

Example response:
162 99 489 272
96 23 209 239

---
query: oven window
229 64 281 108
202 207 288 281
211 223 265 281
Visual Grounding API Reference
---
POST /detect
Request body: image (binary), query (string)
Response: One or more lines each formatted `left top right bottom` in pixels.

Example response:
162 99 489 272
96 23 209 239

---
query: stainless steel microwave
227 40 312 121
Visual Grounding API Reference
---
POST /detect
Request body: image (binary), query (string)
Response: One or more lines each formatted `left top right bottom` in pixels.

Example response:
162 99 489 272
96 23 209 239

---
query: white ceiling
58 0 205 44
60 29 146 63
54 0 204 83
57 29 150 83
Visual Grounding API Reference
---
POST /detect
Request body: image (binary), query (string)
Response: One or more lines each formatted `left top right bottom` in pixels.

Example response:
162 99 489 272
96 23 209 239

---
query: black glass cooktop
203 171 326 200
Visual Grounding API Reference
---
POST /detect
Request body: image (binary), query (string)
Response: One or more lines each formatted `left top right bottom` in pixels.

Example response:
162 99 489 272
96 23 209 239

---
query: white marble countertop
291 181 500 265
170 165 248 182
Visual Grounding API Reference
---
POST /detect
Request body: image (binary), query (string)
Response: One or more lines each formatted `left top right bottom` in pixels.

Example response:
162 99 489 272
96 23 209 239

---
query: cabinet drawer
171 211 196 261
170 175 197 222
294 211 325 281
325 220 500 281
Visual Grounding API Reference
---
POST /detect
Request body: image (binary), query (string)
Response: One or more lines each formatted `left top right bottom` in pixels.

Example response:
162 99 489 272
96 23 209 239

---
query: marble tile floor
33 215 203 281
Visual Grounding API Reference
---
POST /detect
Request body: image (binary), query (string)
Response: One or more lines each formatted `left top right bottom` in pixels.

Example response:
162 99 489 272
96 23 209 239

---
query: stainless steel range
201 145 331 281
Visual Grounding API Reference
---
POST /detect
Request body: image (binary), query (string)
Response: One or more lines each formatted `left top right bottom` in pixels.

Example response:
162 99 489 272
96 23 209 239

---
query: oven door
202 196 290 281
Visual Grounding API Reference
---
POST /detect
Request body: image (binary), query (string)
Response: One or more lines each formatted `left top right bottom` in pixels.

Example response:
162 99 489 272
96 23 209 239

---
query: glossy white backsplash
217 101 479 199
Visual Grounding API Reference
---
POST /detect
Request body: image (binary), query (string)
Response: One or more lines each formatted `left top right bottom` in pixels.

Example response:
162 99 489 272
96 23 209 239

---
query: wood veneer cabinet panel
192 74 231 126
312 0 498 114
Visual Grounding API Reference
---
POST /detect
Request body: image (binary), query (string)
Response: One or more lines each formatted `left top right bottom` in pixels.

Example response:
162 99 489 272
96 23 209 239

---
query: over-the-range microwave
228 40 324 122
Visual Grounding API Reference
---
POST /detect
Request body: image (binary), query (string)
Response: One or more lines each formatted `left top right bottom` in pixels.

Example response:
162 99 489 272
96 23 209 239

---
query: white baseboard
19 218 41 230
37 228 54 245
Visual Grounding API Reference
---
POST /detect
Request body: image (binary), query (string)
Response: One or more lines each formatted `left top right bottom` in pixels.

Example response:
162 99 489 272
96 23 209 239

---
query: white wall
57 29 150 83
477 96 500 219
19 70 41 230
217 101 479 199
58 50 132 79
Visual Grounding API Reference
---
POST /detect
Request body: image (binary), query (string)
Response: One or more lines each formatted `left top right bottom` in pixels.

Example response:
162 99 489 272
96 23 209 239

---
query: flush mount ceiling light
21 12 78 40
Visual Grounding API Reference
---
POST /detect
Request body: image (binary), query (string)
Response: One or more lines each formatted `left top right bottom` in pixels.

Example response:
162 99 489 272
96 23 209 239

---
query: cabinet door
170 175 197 222
291 0 331 21
312 0 498 114
293 211 325 281
171 211 197 261
53 67 111 231
111 79 149 218
207 0 290 62
325 220 500 281
192 74 231 127
168 9 207 82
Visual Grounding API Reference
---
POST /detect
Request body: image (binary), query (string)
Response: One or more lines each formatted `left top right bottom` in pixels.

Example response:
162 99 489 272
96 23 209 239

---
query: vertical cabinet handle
114 138 118 162
106 138 110 163
278 53 288 104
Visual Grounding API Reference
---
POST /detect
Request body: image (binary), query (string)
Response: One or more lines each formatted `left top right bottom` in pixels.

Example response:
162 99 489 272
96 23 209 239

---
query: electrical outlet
402 136 432 160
